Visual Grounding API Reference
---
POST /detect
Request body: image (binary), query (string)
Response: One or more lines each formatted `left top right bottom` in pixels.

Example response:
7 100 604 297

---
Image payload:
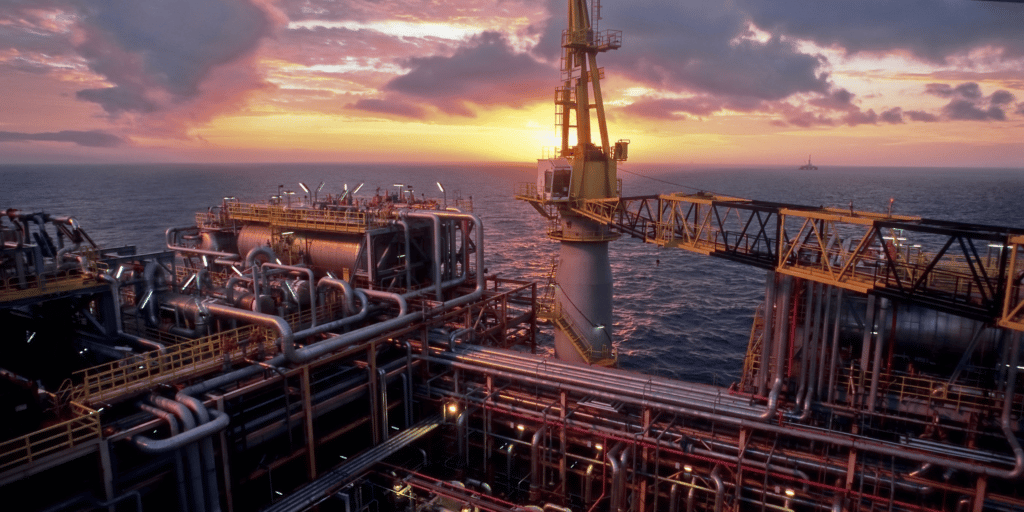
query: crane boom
516 190 1024 330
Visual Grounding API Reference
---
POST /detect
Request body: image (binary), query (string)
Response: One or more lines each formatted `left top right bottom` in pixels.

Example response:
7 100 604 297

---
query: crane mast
519 0 627 366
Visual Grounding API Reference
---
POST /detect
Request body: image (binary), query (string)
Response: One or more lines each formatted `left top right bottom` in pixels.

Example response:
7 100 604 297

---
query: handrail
72 324 277 405
0 401 100 474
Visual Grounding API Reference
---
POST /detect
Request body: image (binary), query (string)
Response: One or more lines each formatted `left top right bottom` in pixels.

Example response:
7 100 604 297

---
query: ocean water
2 163 1022 385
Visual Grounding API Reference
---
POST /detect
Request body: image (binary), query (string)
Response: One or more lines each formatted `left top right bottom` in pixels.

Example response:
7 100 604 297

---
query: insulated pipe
261 263 316 324
293 289 369 340
166 226 239 260
814 286 833 403
183 213 485 394
709 465 724 512
317 277 354 316
760 275 793 420
176 393 223 512
434 351 1024 479
402 211 482 297
143 395 206 512
530 427 546 501
99 274 166 353
453 346 776 421
827 290 844 403
453 349 768 418
759 272 777 396
138 404 188 512
143 261 173 326
669 483 680 512
607 442 625 512
378 368 390 442
867 298 888 412
584 464 595 506
204 301 294 362
361 289 408 316
614 444 632 512
245 246 278 270
998 331 1024 478
396 219 413 289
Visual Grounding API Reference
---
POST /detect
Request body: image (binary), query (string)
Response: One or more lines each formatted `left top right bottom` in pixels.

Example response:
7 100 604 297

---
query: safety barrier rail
0 401 100 474
840 366 1023 417
549 301 615 366
0 269 100 303
72 324 277 405
740 303 766 389
226 202 381 233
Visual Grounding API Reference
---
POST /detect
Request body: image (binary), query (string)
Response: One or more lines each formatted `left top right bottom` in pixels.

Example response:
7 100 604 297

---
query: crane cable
617 166 731 197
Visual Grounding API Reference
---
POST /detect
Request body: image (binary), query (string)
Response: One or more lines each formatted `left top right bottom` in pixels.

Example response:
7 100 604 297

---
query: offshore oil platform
4 1 1024 511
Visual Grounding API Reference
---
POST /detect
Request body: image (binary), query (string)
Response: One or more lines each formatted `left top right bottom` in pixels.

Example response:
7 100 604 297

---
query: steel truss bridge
517 188 1024 330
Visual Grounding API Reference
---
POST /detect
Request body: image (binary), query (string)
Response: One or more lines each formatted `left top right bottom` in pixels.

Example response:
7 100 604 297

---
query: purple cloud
384 32 553 117
349 98 427 119
73 0 275 116
0 130 126 147
880 108 904 124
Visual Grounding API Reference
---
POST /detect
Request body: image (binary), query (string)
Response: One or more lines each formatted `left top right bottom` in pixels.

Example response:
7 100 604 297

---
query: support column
302 366 316 480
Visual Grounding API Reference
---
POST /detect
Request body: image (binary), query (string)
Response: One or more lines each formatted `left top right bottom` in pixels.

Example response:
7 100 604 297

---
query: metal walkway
262 416 441 512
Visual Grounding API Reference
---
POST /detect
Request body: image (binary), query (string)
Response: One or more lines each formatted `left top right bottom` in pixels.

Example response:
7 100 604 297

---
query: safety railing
551 302 615 366
0 269 99 303
839 366 1022 417
72 324 277 405
740 303 766 390
226 202 381 233
0 401 100 474
536 257 559 320
514 182 539 200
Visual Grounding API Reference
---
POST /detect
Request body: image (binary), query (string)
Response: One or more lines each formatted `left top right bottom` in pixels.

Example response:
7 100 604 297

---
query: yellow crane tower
517 0 629 366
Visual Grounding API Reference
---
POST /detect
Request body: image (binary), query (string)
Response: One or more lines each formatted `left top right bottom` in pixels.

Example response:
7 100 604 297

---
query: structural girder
570 193 1024 328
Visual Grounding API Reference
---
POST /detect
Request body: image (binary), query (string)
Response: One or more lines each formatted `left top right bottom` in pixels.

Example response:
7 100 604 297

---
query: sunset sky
1 0 1022 167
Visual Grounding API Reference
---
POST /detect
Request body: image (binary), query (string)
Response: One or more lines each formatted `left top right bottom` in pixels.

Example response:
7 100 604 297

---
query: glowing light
595 443 603 451
683 465 692 473
287 20 481 42
447 403 459 414
785 489 795 497
516 424 525 432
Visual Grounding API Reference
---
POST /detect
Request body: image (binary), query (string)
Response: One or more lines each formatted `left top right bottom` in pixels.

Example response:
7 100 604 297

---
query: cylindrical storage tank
554 235 614 365
236 225 364 276
199 229 238 254
839 297 1008 373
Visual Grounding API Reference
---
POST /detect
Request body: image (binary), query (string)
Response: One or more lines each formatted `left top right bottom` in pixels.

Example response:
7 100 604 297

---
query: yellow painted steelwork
1002 234 1024 330
0 401 100 474
72 324 278 405
226 202 380 234
543 191 1024 332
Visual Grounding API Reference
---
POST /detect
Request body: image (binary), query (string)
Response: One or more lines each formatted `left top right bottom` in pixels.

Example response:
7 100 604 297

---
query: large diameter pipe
177 393 223 512
184 211 486 397
142 395 206 512
166 226 239 260
137 404 188 512
261 262 317 328
434 351 1024 479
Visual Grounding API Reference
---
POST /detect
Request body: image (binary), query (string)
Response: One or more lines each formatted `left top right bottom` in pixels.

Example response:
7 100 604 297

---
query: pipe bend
362 288 408 316
203 302 295 363
244 245 278 269
317 276 355 316
134 406 228 453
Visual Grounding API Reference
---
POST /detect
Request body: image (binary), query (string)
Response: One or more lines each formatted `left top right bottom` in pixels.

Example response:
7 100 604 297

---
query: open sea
2 163 1022 385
